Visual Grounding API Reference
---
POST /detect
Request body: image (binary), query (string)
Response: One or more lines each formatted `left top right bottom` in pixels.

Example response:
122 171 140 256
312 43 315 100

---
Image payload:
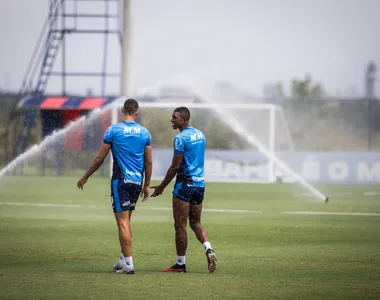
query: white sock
119 252 124 262
124 256 134 269
176 255 186 265
203 242 212 252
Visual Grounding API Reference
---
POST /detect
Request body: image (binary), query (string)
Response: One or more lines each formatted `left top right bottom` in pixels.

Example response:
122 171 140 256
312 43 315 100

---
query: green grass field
0 177 380 299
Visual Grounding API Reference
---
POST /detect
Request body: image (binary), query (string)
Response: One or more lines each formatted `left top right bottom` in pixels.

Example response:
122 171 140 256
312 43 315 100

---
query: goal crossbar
111 99 277 110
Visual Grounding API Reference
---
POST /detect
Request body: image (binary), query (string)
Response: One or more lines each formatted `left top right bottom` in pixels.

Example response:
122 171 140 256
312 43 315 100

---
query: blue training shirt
173 126 206 186
103 121 152 182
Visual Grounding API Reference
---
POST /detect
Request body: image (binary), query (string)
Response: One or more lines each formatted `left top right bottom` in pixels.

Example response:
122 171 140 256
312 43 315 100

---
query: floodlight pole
110 0 131 177
366 62 376 152
121 0 131 97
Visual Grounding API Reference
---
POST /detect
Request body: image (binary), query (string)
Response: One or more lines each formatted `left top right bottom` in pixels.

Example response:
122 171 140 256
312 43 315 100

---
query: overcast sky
0 0 379 97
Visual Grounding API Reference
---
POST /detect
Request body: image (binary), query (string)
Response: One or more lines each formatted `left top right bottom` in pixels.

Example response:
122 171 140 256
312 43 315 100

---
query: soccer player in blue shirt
151 107 218 273
77 98 152 275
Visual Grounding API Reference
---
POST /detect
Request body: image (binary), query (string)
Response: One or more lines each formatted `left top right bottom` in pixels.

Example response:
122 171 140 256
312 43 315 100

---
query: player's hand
150 184 164 197
77 177 88 190
140 185 150 202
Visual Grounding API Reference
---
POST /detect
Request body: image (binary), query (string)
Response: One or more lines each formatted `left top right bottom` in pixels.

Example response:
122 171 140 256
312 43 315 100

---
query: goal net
0 93 295 184
130 101 295 183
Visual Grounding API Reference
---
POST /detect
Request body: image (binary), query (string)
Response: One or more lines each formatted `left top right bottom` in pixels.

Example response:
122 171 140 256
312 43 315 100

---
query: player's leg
111 180 140 274
189 203 208 243
114 210 135 273
189 187 218 273
113 209 134 271
173 196 190 257
162 193 190 272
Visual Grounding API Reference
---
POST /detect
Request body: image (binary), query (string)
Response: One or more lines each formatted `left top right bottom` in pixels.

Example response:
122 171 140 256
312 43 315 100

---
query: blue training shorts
173 181 205 205
111 179 142 213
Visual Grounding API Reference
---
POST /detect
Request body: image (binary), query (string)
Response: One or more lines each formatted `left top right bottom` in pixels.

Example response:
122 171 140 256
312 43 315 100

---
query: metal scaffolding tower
8 0 130 167
20 0 125 96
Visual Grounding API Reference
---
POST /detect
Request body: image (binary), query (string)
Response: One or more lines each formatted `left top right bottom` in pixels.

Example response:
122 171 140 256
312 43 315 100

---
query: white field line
140 207 263 214
364 191 380 196
284 211 380 216
1 202 380 216
0 202 261 214
293 192 353 198
0 202 99 208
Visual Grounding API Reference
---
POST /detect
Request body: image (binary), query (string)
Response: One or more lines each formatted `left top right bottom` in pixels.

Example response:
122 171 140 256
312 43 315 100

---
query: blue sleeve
146 130 152 146
103 126 113 145
173 136 184 154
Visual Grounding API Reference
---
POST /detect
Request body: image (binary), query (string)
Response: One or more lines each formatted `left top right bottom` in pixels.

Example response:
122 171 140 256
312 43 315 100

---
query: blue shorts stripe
112 180 121 212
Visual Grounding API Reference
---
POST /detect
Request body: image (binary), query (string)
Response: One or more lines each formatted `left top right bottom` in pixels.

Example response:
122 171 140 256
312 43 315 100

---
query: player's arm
140 145 153 201
150 153 183 197
161 154 183 188
77 143 111 189
143 145 153 187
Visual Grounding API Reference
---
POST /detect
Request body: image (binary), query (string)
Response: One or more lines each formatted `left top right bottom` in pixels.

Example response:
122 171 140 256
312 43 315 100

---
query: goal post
109 100 295 183
268 105 276 182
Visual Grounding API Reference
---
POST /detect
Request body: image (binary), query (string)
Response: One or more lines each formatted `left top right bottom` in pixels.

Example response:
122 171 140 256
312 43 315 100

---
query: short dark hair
123 98 139 115
174 107 190 121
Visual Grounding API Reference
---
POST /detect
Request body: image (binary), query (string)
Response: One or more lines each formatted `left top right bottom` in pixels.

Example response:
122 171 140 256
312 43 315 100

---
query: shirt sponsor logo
123 179 141 185
192 176 204 181
190 133 204 141
125 170 142 177
124 127 141 135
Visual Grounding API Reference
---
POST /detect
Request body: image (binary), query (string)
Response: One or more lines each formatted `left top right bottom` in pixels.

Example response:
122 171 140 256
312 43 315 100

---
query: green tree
290 74 324 100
